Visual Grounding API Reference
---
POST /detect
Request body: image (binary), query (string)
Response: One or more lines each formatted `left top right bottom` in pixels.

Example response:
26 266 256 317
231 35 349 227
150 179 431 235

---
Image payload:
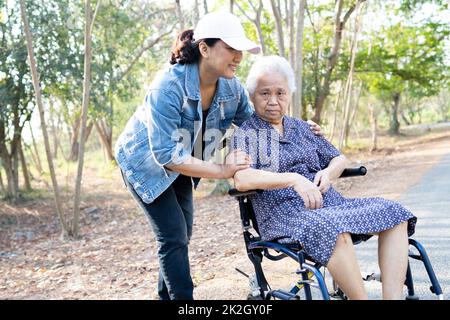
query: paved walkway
354 150 450 300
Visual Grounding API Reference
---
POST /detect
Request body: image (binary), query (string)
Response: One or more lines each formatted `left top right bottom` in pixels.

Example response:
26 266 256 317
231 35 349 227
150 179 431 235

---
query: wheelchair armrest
228 167 367 197
228 188 262 197
339 166 367 178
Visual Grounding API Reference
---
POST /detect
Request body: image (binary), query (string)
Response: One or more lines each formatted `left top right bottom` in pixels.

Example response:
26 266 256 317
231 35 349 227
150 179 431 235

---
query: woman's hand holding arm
165 149 251 179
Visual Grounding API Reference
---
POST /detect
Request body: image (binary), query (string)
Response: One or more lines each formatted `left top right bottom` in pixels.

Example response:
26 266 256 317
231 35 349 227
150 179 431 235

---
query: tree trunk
51 116 58 160
94 120 115 162
72 0 98 238
19 140 31 192
229 0 234 13
389 93 401 135
193 0 200 24
10 106 22 201
69 116 81 161
312 0 365 124
330 81 344 144
20 0 69 235
3 164 16 200
346 82 362 146
235 0 266 54
400 110 411 126
369 103 378 153
175 0 184 30
288 0 295 68
339 1 363 149
293 0 306 119
26 143 41 174
0 169 5 195
270 0 286 57
0 148 17 201
29 122 43 173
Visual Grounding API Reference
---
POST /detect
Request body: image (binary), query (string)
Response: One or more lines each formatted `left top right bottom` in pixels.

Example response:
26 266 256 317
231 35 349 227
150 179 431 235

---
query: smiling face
250 72 291 125
199 40 243 79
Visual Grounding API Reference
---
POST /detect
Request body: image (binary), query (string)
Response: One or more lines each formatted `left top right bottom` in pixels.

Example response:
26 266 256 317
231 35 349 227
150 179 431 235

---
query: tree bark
369 103 378 152
0 110 21 202
0 169 4 194
94 120 115 162
175 0 184 30
339 1 364 149
389 93 401 135
193 0 200 24
288 0 295 68
330 80 344 144
0 145 17 201
347 82 362 142
72 0 98 238
20 0 69 234
19 140 31 192
270 0 286 57
69 115 81 161
29 123 43 173
229 0 234 13
312 0 365 124
235 0 266 54
293 0 306 119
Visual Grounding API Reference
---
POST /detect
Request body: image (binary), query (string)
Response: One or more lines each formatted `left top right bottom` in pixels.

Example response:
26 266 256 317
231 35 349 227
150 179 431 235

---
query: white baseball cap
193 12 261 54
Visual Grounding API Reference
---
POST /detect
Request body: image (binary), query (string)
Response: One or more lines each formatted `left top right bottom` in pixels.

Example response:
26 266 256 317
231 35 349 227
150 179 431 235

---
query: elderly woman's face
250 72 290 125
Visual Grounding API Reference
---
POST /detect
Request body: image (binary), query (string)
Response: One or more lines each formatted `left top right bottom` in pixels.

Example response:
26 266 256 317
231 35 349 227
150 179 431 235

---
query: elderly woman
228 56 417 300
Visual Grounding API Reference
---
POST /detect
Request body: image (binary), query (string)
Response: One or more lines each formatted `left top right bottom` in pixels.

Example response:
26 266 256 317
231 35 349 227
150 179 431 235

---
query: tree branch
115 26 175 83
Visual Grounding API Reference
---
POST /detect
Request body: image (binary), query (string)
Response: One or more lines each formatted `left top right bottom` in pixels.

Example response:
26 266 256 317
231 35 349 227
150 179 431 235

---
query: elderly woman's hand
313 169 331 193
222 149 252 179
292 174 323 209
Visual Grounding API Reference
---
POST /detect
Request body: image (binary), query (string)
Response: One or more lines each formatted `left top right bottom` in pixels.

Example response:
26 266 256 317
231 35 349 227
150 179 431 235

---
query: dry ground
1 127 449 300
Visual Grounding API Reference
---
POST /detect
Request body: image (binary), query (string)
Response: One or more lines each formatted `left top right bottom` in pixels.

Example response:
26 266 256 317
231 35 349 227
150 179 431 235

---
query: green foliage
358 22 449 101
399 0 448 13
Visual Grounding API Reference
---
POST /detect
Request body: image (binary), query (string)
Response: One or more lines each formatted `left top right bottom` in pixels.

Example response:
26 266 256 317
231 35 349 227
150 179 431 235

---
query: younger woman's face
200 40 243 79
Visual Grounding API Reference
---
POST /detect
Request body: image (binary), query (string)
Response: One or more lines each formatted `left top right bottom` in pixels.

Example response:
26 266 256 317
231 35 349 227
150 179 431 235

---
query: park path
355 145 450 300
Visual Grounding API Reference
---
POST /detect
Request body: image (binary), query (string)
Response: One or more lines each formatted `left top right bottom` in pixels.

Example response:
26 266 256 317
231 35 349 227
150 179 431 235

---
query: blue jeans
122 172 194 300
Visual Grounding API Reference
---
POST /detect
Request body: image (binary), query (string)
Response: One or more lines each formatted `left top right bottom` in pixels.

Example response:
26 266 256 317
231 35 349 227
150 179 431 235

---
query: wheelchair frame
229 166 444 300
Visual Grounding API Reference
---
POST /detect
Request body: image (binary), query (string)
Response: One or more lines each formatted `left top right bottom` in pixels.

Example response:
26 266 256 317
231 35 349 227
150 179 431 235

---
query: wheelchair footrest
363 272 381 282
268 289 300 300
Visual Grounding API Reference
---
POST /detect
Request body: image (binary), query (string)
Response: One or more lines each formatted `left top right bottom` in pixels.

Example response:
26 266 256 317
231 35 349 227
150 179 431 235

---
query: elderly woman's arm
233 168 297 191
233 168 324 209
231 154 348 209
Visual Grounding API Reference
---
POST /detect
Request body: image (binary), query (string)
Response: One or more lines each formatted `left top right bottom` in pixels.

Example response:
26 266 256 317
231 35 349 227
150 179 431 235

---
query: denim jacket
114 62 254 203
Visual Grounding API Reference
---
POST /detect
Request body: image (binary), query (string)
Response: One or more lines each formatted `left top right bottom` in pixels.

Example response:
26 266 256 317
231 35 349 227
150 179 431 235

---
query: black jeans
122 172 194 300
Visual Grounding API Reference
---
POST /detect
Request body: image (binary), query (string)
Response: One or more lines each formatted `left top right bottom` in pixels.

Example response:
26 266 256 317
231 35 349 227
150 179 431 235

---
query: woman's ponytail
170 30 220 65
170 29 199 65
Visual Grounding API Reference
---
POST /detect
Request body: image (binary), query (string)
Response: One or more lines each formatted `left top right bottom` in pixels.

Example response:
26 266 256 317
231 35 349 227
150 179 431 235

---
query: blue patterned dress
231 113 417 266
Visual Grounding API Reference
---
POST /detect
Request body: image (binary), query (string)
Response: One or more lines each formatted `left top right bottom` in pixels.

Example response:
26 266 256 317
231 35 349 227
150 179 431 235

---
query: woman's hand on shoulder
307 120 323 136
292 174 323 209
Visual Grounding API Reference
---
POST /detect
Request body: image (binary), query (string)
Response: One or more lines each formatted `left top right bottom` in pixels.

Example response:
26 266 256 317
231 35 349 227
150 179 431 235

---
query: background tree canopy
1 0 449 208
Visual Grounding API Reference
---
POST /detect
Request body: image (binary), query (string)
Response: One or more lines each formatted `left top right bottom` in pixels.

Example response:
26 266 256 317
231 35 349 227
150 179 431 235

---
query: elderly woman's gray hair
246 55 296 96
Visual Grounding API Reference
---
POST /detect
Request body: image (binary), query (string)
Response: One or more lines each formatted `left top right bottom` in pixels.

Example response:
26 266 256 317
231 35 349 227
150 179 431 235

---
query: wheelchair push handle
228 166 367 197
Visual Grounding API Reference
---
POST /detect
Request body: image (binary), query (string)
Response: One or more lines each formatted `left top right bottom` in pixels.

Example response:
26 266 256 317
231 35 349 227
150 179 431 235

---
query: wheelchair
229 166 444 300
